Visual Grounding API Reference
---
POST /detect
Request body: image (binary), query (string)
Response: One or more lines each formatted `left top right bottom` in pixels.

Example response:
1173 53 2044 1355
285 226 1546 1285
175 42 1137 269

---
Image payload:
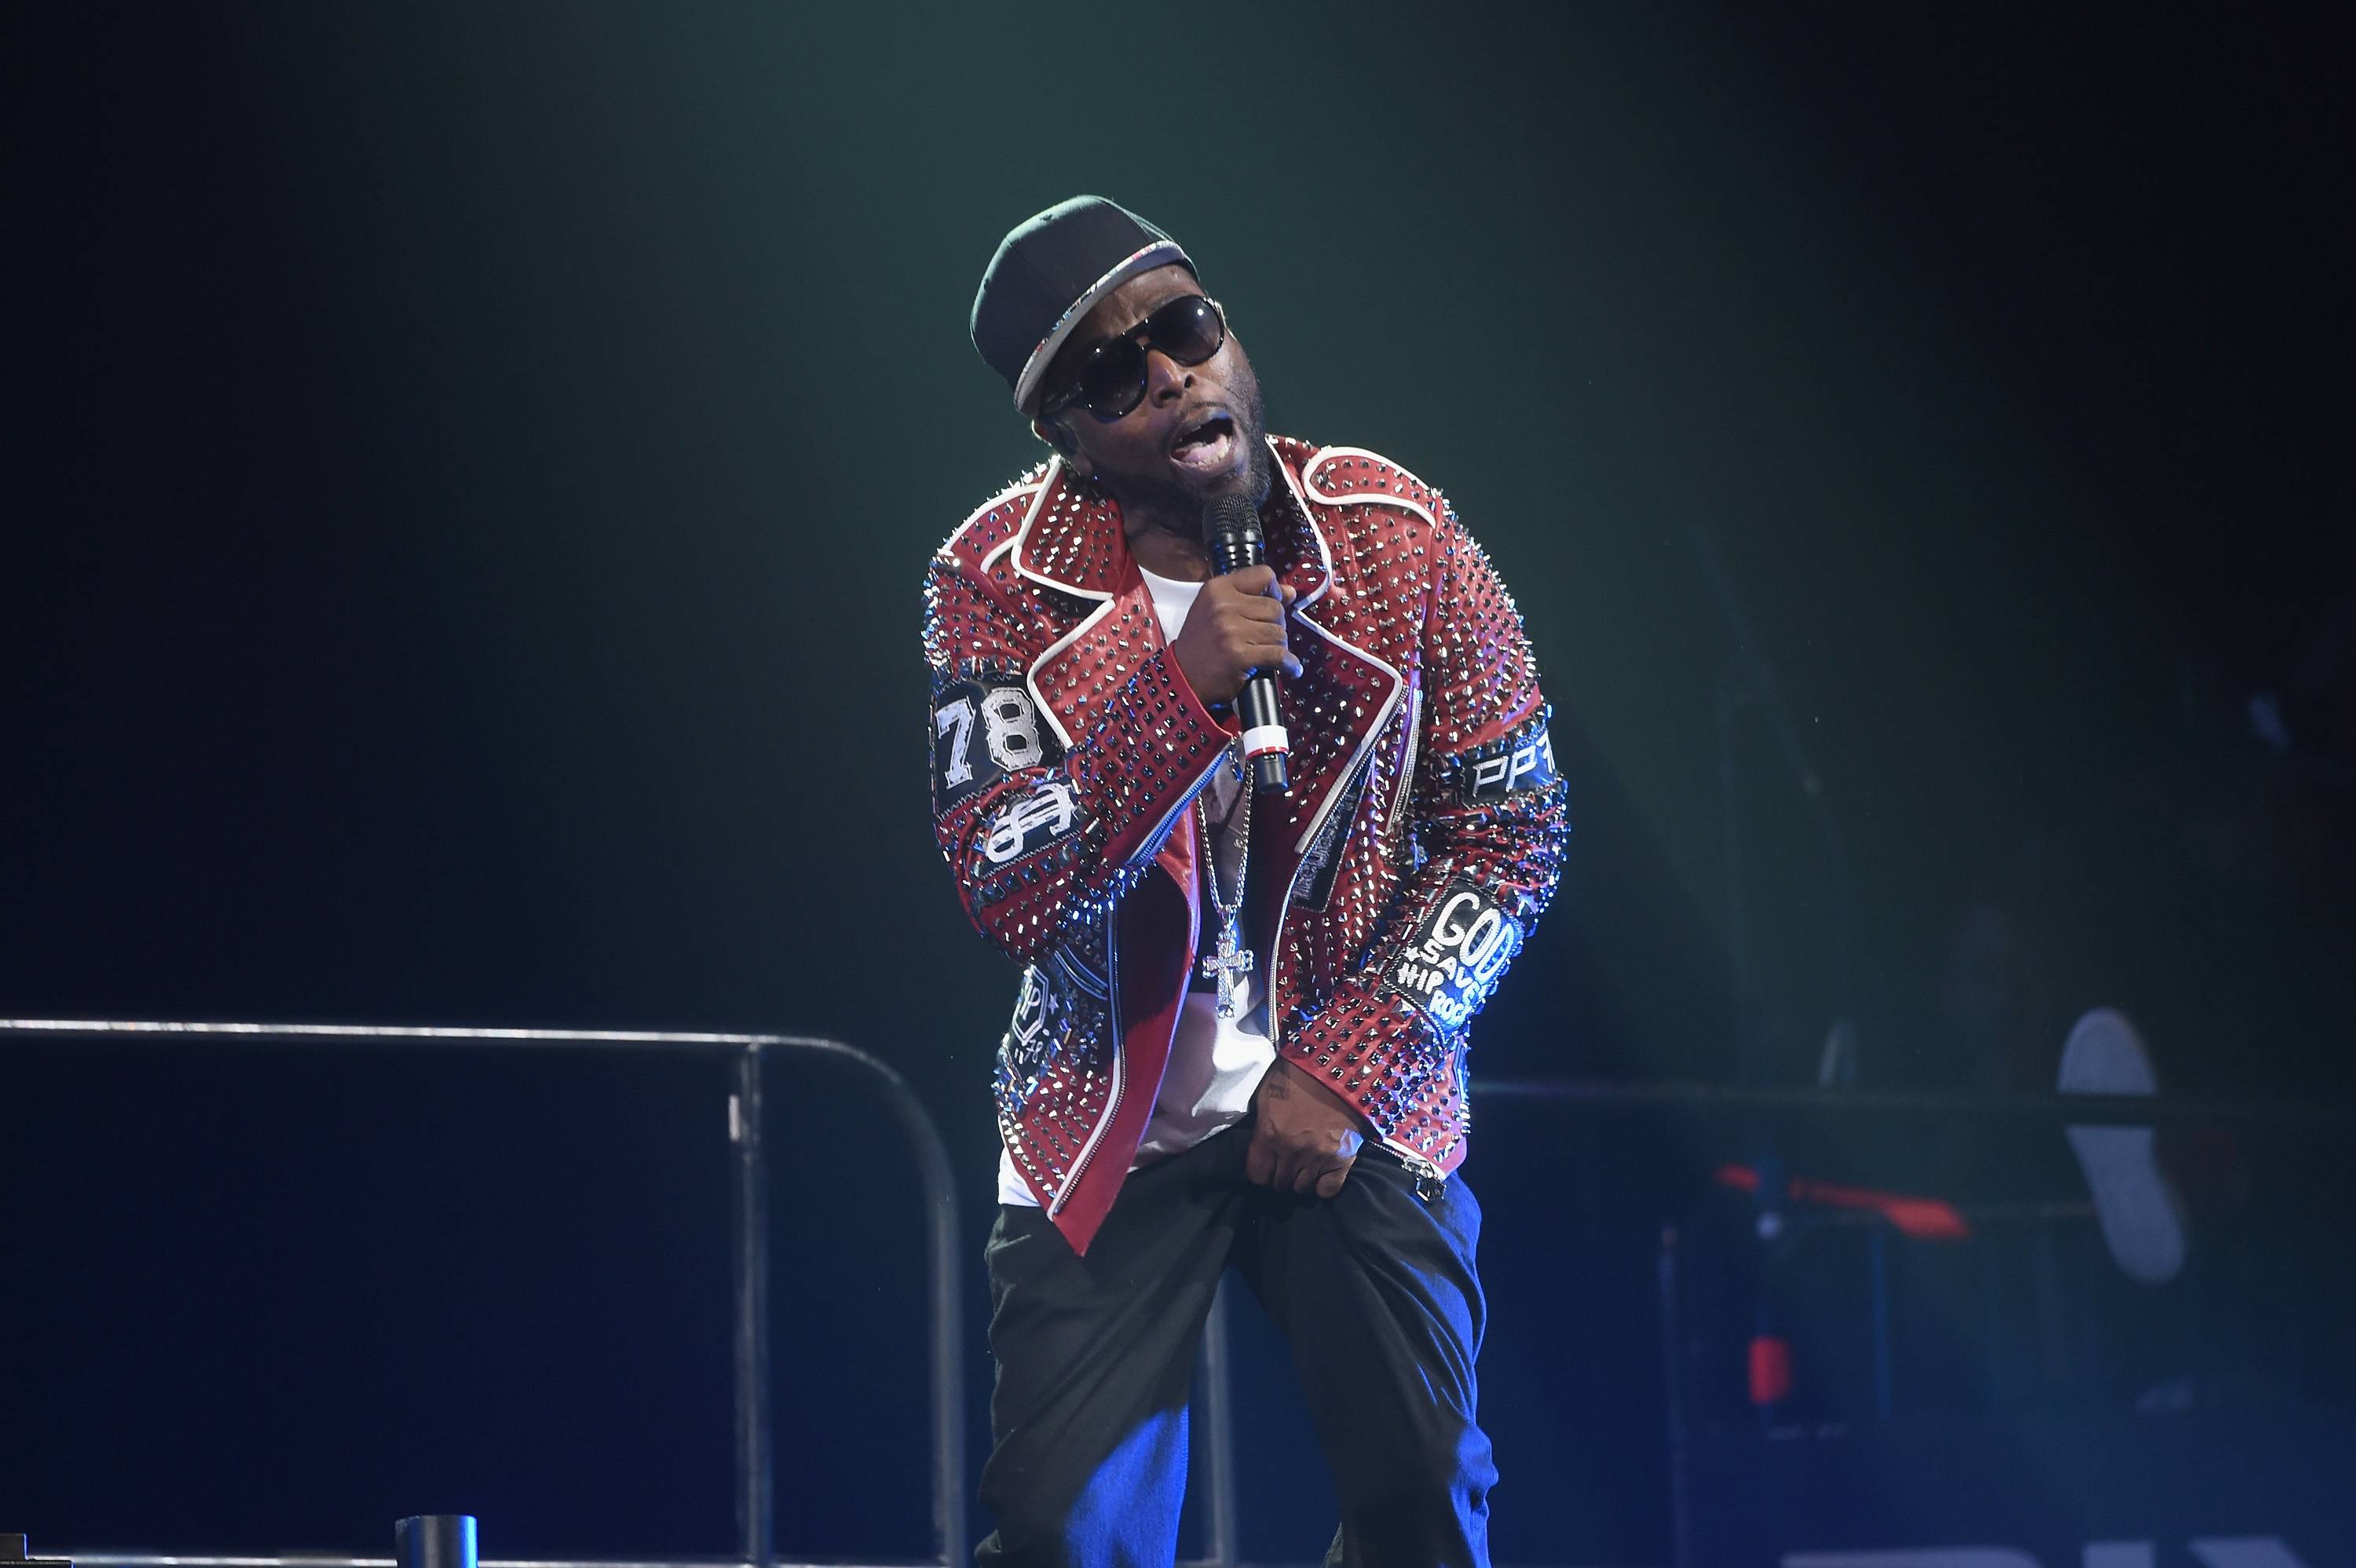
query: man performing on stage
924 196 1569 1567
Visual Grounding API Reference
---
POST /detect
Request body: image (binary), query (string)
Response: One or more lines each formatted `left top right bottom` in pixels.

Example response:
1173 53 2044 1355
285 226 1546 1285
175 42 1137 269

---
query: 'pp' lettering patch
1384 880 1524 1032
1460 720 1557 804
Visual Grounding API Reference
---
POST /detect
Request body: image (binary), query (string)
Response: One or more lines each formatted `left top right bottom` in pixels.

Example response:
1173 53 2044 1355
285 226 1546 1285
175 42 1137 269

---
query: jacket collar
1012 437 1405 867
1006 438 1333 607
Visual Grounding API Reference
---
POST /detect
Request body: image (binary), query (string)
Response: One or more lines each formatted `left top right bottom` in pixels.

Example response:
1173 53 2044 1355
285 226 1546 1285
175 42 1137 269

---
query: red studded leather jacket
923 435 1568 1254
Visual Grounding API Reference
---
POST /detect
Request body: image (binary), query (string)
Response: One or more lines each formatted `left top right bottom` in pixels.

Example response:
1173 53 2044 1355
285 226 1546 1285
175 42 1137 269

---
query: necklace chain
1202 743 1251 919
1198 744 1255 1019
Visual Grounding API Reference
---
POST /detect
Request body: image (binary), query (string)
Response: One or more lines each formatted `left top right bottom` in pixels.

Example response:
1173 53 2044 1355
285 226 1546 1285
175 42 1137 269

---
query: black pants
976 1119 1492 1568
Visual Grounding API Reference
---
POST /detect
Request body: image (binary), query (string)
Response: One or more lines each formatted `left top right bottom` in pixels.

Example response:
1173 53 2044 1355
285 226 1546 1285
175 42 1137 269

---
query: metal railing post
732 1044 775 1568
851 1045 970 1567
1657 1224 1690 1568
1194 1277 1240 1568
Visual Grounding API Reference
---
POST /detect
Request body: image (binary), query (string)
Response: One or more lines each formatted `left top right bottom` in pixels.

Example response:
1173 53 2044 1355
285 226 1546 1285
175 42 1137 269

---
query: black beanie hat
971 196 1195 417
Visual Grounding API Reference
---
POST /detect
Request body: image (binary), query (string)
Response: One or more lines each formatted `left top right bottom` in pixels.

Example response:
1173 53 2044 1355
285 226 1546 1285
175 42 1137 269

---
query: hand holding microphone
1168 565 1298 697
1166 496 1294 792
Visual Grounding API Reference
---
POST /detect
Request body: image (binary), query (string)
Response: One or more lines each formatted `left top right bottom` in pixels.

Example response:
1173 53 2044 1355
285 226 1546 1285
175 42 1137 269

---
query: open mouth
1169 411 1238 473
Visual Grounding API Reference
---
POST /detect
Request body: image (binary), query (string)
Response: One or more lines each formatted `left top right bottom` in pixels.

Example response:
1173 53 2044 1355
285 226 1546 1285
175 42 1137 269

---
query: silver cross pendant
1199 917 1254 1019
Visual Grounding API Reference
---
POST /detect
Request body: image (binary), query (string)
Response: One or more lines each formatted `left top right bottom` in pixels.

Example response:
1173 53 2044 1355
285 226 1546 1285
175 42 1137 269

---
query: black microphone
1202 495 1291 794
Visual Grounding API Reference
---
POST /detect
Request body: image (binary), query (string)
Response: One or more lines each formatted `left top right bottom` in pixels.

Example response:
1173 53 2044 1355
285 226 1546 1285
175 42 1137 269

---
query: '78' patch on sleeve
1384 880 1523 1033
933 678 1055 815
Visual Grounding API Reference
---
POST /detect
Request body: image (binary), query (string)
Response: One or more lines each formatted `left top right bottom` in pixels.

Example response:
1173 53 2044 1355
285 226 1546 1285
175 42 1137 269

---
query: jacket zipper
1267 780 1449 1193
1032 493 1290 1219
1385 686 1423 843
1048 904 1124 1218
1052 734 1452 1212
1046 758 1236 1217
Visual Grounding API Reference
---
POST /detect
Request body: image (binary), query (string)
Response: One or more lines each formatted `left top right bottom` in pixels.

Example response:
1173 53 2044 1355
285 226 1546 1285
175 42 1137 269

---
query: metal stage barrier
1187 1074 2353 1568
0 1019 967 1568
9 1020 2346 1568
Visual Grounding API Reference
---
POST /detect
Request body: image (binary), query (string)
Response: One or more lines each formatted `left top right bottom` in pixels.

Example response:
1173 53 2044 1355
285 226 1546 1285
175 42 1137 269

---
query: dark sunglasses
1039 294 1227 422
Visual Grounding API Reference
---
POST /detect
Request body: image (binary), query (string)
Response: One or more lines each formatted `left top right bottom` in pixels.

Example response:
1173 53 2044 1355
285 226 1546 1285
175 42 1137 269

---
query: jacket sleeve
1282 503 1570 1166
922 551 1235 969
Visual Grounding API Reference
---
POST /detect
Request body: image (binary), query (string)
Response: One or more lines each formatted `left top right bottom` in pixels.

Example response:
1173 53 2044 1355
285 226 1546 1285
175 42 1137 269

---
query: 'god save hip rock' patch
1384 880 1523 1033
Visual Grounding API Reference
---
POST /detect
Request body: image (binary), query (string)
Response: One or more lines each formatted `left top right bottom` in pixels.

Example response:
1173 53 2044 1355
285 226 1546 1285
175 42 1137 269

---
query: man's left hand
1246 1056 1371 1198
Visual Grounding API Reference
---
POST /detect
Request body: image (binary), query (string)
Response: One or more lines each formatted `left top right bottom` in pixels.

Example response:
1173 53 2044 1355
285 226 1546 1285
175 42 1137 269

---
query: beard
1094 358 1272 525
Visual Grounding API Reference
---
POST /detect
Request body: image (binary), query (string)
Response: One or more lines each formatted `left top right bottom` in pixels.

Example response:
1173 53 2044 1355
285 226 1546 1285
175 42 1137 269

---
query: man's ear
1032 416 1081 466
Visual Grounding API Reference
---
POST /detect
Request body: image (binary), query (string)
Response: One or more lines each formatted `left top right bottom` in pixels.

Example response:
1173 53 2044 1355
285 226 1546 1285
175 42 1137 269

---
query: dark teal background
6 3 2352 1562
